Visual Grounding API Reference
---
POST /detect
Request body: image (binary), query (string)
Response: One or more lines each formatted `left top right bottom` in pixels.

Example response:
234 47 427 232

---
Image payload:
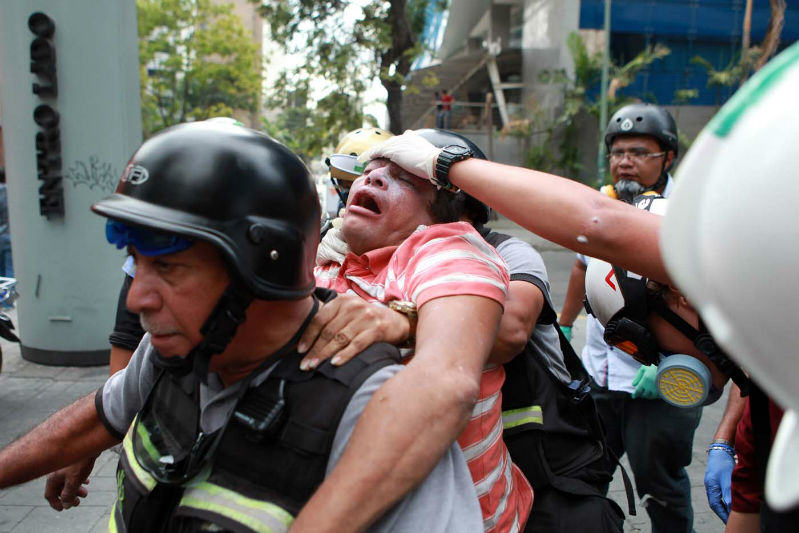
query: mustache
139 314 179 336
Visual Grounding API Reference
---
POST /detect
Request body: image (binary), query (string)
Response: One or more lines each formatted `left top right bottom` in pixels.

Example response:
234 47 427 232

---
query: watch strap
433 145 471 192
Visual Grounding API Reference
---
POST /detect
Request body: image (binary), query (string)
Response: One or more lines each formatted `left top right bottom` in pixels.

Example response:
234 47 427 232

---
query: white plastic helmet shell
633 194 669 216
585 259 625 327
661 43 799 510
586 194 668 326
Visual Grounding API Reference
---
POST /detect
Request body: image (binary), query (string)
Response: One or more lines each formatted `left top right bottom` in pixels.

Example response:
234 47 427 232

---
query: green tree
138 0 261 136
690 49 761 106
262 85 367 164
254 0 443 161
507 32 670 179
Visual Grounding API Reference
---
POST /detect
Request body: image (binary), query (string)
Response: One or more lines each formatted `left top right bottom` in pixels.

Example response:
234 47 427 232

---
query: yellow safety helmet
327 127 394 183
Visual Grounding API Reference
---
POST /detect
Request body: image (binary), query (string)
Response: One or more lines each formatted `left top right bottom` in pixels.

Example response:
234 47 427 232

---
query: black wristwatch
433 144 472 192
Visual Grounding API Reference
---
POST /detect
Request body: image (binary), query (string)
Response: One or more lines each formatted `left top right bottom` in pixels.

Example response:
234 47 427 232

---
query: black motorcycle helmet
93 121 321 381
604 103 679 163
92 120 320 300
415 129 491 226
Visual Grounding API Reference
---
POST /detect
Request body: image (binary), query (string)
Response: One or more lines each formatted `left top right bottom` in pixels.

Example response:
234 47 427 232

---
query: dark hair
414 129 490 225
428 189 466 223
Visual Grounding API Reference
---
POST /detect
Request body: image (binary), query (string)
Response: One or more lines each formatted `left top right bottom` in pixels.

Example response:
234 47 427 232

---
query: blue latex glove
704 443 735 523
631 364 659 399
560 325 573 342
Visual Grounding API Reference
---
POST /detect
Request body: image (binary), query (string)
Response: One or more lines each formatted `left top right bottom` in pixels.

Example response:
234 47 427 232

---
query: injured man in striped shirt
306 157 534 533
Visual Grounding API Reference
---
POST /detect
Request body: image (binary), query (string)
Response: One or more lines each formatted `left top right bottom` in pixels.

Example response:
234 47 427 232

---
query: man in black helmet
559 104 703 533
0 121 483 532
600 102 678 202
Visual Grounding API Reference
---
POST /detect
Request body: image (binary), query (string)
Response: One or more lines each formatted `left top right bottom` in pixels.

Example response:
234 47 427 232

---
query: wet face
609 136 673 190
126 241 229 358
342 158 436 255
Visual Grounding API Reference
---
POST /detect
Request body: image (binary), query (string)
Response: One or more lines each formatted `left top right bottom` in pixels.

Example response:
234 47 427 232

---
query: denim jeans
436 110 451 129
591 381 702 533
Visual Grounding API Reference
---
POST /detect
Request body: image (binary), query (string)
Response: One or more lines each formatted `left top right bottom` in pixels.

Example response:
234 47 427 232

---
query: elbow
451 367 481 409
488 333 527 366
438 366 481 425
489 317 533 366
579 196 625 252
504 326 530 357
404 356 481 427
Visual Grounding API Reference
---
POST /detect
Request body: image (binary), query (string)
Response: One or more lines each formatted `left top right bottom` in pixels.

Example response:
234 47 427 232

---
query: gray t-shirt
97 335 482 532
495 236 571 384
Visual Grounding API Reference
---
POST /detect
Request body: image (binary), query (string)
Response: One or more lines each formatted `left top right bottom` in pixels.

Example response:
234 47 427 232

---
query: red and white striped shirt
315 221 533 532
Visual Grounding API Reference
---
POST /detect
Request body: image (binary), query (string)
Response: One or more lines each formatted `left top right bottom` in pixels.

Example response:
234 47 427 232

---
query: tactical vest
481 229 615 497
110 344 399 533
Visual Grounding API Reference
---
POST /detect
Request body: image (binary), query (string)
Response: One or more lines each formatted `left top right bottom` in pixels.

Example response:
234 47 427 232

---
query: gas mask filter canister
586 259 719 408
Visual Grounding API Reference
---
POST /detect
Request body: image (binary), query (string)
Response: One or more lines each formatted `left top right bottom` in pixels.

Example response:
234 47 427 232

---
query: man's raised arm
291 294 501 532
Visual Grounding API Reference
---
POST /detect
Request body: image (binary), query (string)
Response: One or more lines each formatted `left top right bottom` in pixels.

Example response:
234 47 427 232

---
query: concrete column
521 0 581 114
0 1 141 365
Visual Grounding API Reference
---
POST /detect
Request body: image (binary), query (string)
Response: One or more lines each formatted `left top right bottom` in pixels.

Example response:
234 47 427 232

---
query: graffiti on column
64 156 118 193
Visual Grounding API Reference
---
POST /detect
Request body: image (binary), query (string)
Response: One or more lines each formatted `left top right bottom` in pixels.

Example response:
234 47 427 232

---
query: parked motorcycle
0 278 20 373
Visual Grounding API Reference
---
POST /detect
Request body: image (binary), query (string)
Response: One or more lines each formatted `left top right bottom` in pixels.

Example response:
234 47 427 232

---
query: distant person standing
438 89 454 129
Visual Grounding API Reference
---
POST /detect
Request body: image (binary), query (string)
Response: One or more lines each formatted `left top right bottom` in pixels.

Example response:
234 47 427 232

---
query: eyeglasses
607 149 665 164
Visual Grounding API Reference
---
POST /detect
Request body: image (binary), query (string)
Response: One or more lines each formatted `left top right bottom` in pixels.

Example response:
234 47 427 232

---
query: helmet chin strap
330 177 349 206
189 281 254 383
188 283 321 384
648 155 671 194
649 169 668 194
150 283 252 378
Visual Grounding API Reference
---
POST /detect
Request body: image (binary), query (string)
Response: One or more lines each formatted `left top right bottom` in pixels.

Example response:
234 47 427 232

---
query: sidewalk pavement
0 222 729 533
0 309 115 532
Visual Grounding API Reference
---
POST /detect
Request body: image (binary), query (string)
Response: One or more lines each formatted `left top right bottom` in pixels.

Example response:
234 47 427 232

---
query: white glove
359 130 442 183
316 220 349 266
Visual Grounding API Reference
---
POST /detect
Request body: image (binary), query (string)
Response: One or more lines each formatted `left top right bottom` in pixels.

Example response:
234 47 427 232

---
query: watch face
444 144 471 157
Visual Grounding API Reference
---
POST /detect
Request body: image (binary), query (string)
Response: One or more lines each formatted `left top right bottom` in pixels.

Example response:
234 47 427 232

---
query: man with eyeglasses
600 103 677 203
559 104 703 532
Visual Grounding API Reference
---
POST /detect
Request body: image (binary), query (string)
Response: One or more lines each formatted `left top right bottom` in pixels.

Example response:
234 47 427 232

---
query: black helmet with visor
93 120 320 380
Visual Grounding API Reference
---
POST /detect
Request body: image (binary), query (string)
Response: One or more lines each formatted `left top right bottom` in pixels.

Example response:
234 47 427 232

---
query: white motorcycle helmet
586 196 721 408
662 42 799 510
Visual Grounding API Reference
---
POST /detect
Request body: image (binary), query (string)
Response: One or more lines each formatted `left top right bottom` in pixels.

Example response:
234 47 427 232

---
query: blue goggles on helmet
106 220 194 256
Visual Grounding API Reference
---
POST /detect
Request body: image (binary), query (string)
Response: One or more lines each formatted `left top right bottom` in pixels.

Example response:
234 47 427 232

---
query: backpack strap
482 226 636 514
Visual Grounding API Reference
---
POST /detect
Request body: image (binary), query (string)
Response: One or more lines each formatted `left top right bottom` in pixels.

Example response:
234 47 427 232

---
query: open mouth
350 191 381 214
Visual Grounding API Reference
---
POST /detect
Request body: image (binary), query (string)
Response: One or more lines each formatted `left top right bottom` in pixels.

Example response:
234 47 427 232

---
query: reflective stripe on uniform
501 405 543 430
108 501 120 532
178 481 294 533
122 416 157 492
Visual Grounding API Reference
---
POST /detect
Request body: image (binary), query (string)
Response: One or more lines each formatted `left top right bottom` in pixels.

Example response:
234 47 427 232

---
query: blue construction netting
412 1 449 70
580 0 799 105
